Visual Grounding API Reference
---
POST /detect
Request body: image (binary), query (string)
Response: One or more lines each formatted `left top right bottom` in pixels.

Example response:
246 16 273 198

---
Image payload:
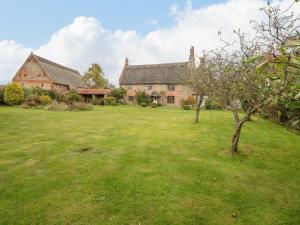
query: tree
187 54 215 122
110 87 127 100
0 86 5 105
4 83 24 105
82 64 109 88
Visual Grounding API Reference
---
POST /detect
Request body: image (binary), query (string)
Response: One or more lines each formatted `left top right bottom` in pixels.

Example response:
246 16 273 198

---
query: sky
0 0 299 85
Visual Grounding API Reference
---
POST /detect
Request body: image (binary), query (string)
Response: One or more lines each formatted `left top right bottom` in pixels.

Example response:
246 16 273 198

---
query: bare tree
187 53 215 122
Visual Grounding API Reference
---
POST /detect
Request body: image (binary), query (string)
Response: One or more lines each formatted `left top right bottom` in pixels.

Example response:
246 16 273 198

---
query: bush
136 91 150 105
69 102 93 111
22 87 32 98
0 87 5 105
140 102 148 107
182 105 192 110
104 97 117 106
150 102 158 108
110 88 127 100
4 83 24 105
64 90 82 104
91 97 100 105
205 99 223 110
39 95 52 105
186 96 196 106
24 94 41 107
45 101 69 111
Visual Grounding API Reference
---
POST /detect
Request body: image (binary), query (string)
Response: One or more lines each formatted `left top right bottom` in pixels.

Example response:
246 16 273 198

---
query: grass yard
0 106 299 225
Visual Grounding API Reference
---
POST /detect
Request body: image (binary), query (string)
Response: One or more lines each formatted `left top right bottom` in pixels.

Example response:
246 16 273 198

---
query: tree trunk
195 95 203 123
231 124 242 154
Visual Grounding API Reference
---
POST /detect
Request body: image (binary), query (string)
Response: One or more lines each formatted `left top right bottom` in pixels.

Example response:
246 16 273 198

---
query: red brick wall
13 56 54 90
121 84 193 106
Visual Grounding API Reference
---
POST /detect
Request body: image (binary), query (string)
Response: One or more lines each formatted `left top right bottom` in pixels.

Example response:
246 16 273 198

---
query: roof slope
119 62 189 85
34 54 86 89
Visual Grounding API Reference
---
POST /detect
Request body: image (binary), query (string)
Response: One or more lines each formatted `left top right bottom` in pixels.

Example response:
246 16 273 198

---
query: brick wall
13 57 54 90
121 84 193 106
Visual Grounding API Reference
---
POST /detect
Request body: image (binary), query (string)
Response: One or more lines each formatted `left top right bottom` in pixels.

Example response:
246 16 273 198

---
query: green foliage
136 91 150 105
4 83 24 105
91 97 100 105
68 102 93 111
0 86 5 105
82 64 109 88
24 94 41 107
103 97 117 106
140 102 148 107
31 87 58 100
22 87 32 98
39 95 52 106
64 90 82 104
150 102 158 108
205 99 223 110
110 88 127 100
45 102 68 111
182 104 192 110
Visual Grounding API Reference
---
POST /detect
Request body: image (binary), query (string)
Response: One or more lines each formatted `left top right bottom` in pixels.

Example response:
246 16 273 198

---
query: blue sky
0 0 223 48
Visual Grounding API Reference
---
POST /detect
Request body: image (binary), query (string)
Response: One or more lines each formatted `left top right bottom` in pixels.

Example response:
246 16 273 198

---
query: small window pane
167 96 175 104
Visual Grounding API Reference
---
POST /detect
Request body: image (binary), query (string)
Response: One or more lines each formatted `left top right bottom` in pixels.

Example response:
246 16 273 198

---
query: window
167 96 175 104
145 84 152 90
167 84 175 91
128 96 134 102
127 85 132 90
24 74 27 77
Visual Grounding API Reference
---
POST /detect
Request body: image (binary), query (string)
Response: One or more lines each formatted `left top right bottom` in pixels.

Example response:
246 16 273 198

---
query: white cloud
0 0 299 85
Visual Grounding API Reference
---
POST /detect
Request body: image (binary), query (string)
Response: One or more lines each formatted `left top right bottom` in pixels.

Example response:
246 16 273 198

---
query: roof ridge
34 54 80 74
127 62 188 68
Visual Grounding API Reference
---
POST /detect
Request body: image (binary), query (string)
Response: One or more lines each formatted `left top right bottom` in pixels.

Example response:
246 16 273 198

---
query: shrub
24 94 41 107
110 88 127 100
69 102 93 111
150 102 158 108
182 105 192 110
205 99 223 110
186 96 196 106
22 87 32 98
136 91 150 105
4 83 24 105
39 95 52 105
103 97 117 106
0 86 5 105
140 102 148 107
64 90 82 104
91 97 99 105
45 101 68 111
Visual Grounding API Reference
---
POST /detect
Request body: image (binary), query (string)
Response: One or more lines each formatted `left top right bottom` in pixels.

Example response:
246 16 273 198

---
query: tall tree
82 64 109 88
187 54 214 123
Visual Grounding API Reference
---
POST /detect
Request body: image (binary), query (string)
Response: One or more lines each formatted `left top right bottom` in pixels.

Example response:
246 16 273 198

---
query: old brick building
12 52 86 92
119 47 195 106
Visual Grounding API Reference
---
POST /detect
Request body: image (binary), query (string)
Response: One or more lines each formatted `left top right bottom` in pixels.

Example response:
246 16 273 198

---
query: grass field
0 106 299 225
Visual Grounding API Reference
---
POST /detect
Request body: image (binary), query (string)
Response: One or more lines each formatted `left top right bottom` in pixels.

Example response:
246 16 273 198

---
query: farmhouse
119 47 195 106
12 52 87 92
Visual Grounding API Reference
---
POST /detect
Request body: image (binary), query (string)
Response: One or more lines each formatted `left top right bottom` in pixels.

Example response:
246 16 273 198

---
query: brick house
119 47 196 106
12 52 86 92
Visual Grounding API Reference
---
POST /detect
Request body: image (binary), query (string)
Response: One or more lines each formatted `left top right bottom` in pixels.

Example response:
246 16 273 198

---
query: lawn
0 106 299 225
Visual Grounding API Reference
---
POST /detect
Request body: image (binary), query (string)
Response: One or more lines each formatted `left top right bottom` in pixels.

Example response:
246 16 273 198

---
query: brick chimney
125 57 129 67
189 46 195 68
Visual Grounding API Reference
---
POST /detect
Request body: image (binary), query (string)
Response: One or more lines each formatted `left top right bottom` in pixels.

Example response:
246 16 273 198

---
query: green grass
0 106 299 225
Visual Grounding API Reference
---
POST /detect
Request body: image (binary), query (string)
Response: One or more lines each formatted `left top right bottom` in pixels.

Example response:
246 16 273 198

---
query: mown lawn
0 106 299 225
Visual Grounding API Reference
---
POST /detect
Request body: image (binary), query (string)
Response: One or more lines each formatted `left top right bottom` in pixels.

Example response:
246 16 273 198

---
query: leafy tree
110 87 127 100
82 64 109 88
136 91 150 105
4 83 24 105
64 90 82 104
0 86 5 105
